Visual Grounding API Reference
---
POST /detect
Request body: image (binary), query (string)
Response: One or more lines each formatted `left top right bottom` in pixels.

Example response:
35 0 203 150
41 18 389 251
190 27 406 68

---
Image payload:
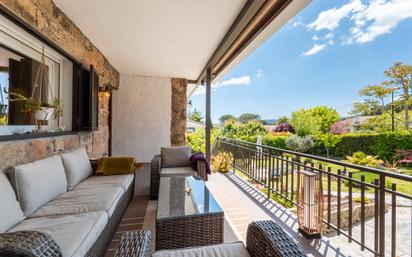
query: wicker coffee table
155 176 224 250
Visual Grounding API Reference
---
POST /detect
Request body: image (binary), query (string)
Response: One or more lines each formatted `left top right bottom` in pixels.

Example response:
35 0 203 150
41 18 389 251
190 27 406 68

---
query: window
0 14 73 136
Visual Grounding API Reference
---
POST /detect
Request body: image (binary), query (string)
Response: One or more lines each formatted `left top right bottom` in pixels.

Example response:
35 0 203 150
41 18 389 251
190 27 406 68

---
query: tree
188 108 203 122
238 113 261 123
219 114 236 124
276 116 289 124
273 123 294 133
290 109 320 136
350 99 383 116
359 85 392 106
307 106 340 133
383 62 412 130
316 133 341 158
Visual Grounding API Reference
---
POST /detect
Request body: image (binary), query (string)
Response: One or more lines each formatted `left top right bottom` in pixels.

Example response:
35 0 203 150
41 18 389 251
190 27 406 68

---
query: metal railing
215 137 412 257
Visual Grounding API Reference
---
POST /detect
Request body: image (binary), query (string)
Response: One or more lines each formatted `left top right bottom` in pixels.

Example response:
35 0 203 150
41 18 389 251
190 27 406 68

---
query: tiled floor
105 165 410 257
105 166 150 257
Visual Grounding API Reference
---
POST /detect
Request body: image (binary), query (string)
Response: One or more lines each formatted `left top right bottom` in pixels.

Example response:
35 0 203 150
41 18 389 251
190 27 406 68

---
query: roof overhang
54 0 310 92
53 0 247 79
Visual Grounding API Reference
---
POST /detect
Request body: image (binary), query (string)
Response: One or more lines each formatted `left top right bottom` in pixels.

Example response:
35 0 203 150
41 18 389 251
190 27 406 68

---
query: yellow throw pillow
96 157 136 175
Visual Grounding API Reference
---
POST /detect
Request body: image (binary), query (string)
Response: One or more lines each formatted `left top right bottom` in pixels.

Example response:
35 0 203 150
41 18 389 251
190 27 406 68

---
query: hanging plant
7 47 63 130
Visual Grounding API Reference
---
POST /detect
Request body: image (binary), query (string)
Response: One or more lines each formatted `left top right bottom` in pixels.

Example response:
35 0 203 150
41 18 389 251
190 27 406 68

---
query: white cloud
312 34 320 41
219 76 250 86
324 32 334 40
307 0 364 31
193 76 251 95
349 0 412 44
308 0 412 46
303 44 326 56
291 17 304 27
256 69 263 78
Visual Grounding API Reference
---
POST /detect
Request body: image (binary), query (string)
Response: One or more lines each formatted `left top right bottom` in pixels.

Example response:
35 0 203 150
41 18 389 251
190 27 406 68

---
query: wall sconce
297 166 323 239
99 84 113 98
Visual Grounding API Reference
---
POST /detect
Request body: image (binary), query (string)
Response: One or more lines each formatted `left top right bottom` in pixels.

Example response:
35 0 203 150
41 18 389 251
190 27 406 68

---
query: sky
189 0 412 123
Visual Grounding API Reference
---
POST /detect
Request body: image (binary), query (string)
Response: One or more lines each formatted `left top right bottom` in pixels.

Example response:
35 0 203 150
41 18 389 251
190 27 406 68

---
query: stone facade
0 0 118 170
170 78 187 146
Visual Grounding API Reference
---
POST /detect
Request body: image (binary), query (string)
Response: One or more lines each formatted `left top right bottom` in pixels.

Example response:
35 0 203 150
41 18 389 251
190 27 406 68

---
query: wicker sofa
0 148 134 257
150 146 207 199
114 220 306 257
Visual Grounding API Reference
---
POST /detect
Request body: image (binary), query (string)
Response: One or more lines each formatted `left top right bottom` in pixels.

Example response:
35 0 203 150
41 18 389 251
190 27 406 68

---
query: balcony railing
214 137 412 257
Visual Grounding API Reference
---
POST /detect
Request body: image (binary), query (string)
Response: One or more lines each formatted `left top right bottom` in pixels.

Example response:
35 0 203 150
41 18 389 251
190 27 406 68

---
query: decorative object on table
296 164 324 239
211 152 233 174
7 47 63 132
190 152 211 180
96 157 137 175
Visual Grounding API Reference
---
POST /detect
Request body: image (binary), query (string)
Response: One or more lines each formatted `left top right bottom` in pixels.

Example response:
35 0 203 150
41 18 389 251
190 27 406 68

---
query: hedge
252 131 412 161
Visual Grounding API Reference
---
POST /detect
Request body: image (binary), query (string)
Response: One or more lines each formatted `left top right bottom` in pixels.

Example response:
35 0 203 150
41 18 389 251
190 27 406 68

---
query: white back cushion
61 148 93 190
0 171 24 233
161 146 192 168
9 155 68 216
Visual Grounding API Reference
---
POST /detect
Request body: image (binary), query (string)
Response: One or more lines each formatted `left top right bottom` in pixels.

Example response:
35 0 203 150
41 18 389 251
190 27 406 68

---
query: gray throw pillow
61 148 93 190
0 171 24 233
8 155 68 216
161 146 192 168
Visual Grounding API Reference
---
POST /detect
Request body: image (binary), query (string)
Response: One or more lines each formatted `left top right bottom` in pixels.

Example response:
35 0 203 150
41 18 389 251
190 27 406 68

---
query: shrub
221 120 267 142
262 134 288 149
344 151 384 167
186 127 220 153
285 135 314 153
212 152 233 173
273 122 294 133
290 109 320 136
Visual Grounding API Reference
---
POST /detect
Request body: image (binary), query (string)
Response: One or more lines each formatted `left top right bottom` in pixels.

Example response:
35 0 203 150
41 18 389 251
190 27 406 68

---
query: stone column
170 78 187 146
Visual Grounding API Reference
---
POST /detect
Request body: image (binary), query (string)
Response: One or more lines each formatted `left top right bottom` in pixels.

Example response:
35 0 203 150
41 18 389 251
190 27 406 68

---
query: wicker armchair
150 147 207 199
115 221 305 257
0 231 63 257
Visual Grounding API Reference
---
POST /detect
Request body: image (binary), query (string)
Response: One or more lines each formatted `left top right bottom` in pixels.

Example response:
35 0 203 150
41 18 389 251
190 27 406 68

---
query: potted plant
7 47 63 131
8 92 63 122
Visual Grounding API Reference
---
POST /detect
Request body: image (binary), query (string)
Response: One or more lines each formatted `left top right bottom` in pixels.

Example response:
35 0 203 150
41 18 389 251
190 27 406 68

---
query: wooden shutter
89 65 99 131
72 64 99 131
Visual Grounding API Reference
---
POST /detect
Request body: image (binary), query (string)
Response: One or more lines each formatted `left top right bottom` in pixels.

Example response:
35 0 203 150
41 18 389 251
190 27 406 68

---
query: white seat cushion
152 241 250 257
160 167 197 177
0 172 24 233
8 155 68 216
73 174 134 192
61 148 93 190
9 211 108 257
30 187 123 218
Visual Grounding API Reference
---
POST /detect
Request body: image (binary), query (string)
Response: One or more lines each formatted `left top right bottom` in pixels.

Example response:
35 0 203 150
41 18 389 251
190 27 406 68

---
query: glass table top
157 176 223 219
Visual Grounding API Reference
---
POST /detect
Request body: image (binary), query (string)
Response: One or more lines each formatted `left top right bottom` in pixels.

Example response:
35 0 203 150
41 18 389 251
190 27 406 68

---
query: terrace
0 1 410 257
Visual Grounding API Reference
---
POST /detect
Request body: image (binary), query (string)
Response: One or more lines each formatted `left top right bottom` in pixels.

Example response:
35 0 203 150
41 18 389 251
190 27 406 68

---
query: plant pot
35 107 55 121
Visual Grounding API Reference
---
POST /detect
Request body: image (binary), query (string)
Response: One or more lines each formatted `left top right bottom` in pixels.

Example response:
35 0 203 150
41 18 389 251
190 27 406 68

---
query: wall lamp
99 84 113 98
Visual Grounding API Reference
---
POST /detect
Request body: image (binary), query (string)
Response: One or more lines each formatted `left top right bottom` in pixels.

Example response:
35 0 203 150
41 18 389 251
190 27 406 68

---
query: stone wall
170 78 187 146
0 0 118 170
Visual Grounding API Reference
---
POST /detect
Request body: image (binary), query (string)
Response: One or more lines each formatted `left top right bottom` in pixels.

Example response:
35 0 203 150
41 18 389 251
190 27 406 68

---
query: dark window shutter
72 64 99 131
89 66 99 131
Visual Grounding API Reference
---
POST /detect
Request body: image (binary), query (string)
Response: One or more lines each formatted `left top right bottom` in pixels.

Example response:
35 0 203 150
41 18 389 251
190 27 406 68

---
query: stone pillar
170 78 187 146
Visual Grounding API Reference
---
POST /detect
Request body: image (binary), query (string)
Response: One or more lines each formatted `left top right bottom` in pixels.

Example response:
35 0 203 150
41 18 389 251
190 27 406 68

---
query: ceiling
54 0 247 79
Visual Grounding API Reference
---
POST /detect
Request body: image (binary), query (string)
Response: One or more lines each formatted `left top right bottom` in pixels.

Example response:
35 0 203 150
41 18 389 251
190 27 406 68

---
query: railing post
379 174 385 256
267 152 271 199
